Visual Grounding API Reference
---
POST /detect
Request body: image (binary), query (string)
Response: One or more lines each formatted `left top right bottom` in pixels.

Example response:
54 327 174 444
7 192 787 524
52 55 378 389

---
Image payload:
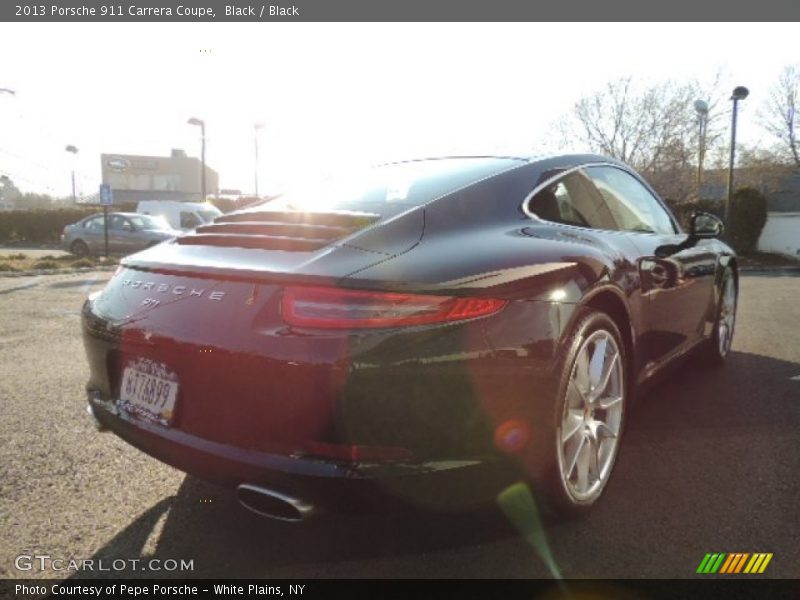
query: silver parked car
61 212 179 257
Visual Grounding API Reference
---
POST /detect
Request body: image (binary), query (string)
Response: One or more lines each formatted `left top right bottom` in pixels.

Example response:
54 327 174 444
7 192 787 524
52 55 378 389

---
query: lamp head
693 100 709 115
731 86 749 101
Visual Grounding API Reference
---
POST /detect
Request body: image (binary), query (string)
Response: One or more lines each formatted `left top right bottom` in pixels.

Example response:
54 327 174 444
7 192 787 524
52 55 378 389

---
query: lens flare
493 419 531 453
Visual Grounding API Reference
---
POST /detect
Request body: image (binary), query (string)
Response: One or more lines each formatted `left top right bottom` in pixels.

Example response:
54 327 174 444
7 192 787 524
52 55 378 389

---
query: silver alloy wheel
557 329 624 504
718 275 736 357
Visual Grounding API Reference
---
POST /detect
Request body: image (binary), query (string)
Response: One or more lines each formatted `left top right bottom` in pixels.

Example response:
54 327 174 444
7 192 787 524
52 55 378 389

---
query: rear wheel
531 308 628 515
70 240 90 257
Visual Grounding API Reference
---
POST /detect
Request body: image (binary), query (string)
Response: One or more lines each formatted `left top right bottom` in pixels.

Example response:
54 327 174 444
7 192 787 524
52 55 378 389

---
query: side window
586 166 676 234
528 170 619 231
83 216 103 230
180 211 202 229
109 215 132 231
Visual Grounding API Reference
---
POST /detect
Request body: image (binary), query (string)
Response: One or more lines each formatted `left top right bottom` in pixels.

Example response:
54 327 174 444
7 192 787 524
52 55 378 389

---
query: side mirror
690 211 723 239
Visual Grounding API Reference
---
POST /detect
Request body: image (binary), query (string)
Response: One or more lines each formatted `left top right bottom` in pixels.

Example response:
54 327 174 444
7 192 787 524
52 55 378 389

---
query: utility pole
254 122 264 196
65 145 78 203
694 100 709 199
188 117 206 200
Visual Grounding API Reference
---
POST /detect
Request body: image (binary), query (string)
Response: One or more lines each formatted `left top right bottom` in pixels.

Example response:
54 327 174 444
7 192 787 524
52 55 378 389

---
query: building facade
757 170 800 259
100 149 219 203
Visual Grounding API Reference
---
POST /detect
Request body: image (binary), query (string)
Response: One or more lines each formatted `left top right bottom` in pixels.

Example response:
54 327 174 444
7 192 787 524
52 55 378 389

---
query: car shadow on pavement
628 348 800 434
68 479 519 579
581 349 800 577
68 350 800 579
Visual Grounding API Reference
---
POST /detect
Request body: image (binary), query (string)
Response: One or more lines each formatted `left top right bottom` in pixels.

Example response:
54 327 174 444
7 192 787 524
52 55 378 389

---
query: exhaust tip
236 484 315 522
86 404 108 432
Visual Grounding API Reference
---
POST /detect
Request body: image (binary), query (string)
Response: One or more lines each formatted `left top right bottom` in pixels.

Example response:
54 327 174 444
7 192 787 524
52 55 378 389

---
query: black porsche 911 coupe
82 154 737 520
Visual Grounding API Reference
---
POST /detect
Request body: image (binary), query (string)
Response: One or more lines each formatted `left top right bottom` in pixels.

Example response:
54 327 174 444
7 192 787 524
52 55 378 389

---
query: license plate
119 358 179 426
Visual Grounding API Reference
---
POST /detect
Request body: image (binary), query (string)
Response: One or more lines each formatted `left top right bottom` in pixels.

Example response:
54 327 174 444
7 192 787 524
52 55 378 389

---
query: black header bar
2 0 799 22
1 579 797 600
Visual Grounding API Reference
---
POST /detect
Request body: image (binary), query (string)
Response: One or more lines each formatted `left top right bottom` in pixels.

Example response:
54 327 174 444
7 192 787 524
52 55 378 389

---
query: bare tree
572 78 695 170
734 146 795 193
551 72 798 204
568 77 713 201
760 65 799 168
692 70 729 179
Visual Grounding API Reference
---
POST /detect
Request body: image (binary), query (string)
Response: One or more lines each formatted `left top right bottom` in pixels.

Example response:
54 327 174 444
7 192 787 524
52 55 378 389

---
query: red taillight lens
281 286 506 329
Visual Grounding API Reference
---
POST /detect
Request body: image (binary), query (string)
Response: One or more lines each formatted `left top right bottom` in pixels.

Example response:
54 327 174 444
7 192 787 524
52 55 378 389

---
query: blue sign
99 184 113 206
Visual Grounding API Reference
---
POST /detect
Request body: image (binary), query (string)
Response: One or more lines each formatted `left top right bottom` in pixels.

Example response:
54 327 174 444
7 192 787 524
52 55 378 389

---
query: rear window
129 214 171 230
197 209 221 223
270 157 525 218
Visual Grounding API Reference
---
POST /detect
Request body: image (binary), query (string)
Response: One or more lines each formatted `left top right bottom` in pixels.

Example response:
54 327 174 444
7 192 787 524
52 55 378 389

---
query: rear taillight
281 286 506 329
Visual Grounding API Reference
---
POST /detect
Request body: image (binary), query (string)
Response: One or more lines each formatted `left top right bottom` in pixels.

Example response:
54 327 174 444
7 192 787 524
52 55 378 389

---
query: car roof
379 153 626 170
85 212 149 219
138 200 217 207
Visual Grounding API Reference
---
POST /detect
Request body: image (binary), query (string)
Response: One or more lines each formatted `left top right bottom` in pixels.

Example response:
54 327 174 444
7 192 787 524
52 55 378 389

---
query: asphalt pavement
0 270 798 580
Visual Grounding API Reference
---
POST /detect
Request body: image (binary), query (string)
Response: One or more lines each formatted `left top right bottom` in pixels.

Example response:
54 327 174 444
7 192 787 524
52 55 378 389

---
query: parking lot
0 269 798 579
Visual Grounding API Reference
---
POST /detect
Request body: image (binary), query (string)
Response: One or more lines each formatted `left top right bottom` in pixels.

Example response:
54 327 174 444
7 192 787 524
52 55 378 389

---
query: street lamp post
187 117 206 201
1 90 17 209
65 145 78 203
694 100 709 199
725 86 749 227
253 122 264 197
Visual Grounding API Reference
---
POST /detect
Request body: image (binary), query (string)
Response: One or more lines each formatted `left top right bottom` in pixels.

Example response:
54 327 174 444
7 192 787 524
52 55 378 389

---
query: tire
70 240 90 258
701 267 737 367
531 307 629 516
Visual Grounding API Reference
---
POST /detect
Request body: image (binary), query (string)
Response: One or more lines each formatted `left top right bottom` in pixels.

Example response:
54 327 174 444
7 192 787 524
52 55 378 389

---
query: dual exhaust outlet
236 484 316 522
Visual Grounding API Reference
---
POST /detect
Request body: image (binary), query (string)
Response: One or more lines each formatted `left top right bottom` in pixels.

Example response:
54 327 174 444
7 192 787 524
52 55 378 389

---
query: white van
137 201 223 231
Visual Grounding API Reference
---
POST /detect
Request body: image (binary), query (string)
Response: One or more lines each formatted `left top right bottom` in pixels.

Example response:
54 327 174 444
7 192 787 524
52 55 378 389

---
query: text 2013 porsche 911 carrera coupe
81 154 737 520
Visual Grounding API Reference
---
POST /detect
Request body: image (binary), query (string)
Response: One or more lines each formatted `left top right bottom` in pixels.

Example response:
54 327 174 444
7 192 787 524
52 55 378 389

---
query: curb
0 266 117 278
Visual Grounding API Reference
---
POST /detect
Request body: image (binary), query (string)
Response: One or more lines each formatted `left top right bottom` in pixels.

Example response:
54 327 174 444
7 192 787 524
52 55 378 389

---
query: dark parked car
81 155 737 520
62 212 179 256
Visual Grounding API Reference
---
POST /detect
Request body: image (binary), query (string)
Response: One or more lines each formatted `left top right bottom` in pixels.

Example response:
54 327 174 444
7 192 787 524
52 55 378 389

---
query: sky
0 22 797 199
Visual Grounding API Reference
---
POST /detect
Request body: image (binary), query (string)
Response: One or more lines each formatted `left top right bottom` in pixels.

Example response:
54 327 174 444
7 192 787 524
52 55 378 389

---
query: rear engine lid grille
176 210 380 252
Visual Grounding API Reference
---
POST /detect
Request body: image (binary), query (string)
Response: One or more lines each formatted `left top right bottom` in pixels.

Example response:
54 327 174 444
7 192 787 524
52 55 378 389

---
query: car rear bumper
86 392 519 512
80 268 573 511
